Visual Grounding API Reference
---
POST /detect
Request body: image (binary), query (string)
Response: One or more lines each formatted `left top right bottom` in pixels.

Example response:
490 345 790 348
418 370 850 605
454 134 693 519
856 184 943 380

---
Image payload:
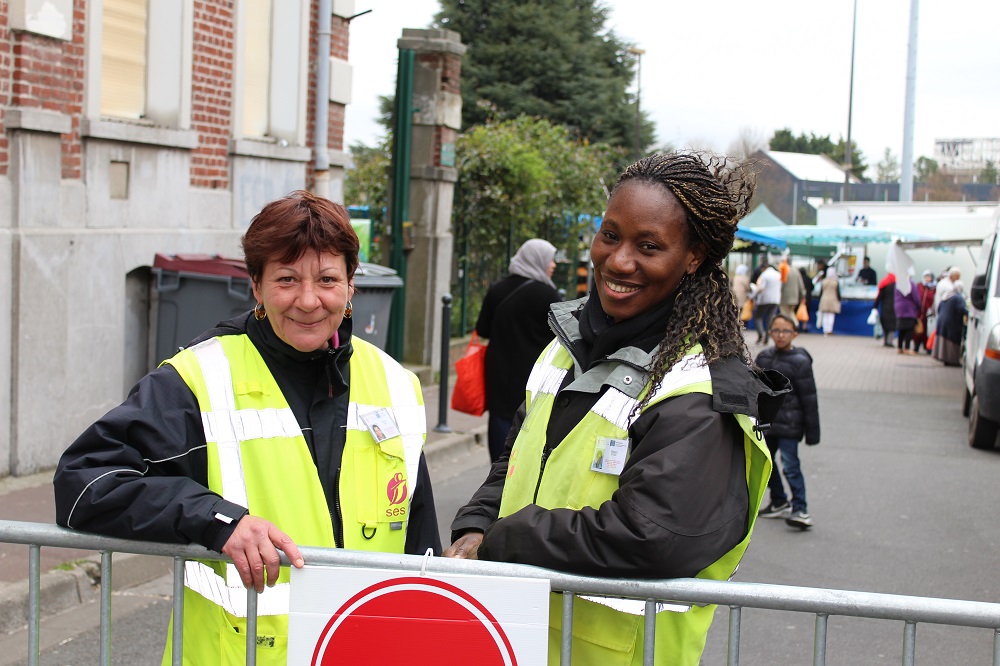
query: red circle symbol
311 577 517 666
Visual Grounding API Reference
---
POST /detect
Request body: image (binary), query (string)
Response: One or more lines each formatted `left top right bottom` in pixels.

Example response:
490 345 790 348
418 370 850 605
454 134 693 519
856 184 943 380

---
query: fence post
434 294 453 433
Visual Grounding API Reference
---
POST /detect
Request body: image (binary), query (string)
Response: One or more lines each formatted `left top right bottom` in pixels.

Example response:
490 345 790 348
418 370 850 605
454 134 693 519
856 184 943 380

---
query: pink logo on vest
386 472 408 505
310 577 517 665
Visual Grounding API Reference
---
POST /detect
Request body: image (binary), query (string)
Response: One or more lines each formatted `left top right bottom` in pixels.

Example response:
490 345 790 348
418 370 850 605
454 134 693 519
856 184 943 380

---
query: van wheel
969 393 999 450
962 387 971 417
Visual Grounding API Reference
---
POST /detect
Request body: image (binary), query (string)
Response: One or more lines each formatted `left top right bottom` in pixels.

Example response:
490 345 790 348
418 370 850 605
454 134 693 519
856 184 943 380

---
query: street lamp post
627 47 645 163
844 0 857 201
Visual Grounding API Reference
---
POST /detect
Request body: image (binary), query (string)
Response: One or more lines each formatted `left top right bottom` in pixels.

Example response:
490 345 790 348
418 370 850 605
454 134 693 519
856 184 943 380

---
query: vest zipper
333 467 344 549
532 447 553 502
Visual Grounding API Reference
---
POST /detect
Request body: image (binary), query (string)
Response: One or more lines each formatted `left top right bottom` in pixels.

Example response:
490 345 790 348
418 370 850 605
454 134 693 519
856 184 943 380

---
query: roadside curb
0 552 172 636
0 427 485 636
424 423 488 472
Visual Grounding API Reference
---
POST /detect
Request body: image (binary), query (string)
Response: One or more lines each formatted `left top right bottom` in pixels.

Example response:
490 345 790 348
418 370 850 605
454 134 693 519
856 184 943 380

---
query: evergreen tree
981 160 999 186
914 156 939 182
434 0 653 152
831 139 868 182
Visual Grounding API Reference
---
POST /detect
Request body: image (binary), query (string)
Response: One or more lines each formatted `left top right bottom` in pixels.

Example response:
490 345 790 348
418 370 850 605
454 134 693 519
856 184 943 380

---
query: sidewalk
0 375 487 634
0 330 965 634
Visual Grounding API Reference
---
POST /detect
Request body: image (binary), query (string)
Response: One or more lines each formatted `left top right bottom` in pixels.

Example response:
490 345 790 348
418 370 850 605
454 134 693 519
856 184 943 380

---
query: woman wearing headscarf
731 263 752 319
874 273 897 347
476 239 562 462
893 275 923 354
933 280 967 366
818 267 841 336
914 270 937 353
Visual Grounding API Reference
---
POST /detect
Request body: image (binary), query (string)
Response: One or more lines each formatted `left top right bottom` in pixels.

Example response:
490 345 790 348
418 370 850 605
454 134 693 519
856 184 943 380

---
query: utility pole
900 0 920 202
844 0 857 201
627 47 645 163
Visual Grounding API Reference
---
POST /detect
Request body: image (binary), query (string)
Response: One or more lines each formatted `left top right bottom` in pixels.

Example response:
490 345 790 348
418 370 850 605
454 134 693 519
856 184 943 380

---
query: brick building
0 0 360 476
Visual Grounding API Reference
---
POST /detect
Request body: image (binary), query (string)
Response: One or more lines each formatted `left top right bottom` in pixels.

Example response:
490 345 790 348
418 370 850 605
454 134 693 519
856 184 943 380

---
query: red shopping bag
450 333 488 416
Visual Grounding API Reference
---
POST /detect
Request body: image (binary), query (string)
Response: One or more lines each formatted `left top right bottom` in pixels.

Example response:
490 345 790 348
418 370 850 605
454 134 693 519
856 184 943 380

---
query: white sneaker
785 510 813 530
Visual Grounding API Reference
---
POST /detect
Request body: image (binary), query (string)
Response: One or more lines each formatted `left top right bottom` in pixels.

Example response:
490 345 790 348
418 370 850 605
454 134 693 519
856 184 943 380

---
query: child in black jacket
755 314 821 529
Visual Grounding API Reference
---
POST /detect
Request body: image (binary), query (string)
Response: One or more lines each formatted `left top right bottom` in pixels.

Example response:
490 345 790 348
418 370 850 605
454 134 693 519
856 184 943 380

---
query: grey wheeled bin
352 263 404 351
150 253 254 366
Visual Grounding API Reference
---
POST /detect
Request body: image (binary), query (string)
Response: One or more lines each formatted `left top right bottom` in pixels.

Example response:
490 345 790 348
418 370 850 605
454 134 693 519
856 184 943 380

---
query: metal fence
2 519 998 666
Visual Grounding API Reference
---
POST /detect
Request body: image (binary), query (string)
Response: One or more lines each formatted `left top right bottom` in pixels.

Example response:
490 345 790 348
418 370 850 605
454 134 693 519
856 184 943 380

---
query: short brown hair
242 190 360 282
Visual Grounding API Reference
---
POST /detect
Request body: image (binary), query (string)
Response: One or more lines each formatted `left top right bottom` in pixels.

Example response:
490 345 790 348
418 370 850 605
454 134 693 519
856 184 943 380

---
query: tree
434 0 653 152
914 156 939 182
727 126 768 160
453 115 621 330
875 148 900 184
769 129 835 155
981 160 999 185
343 139 391 262
831 138 868 182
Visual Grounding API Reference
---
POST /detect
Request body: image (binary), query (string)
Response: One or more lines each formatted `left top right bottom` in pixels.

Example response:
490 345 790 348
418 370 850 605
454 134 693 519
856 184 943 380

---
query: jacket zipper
532 448 553 503
333 467 344 549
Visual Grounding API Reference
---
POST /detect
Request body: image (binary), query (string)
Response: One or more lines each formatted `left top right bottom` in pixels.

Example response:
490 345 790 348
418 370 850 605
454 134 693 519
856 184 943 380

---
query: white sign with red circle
287 566 550 665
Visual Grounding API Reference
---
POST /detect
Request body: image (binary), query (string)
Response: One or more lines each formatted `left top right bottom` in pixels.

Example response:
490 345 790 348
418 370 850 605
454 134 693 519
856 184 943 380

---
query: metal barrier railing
2 519 999 666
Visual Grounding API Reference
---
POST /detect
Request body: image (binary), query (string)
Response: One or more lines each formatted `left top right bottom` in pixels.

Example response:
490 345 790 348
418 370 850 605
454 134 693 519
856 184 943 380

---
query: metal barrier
2 519 999 666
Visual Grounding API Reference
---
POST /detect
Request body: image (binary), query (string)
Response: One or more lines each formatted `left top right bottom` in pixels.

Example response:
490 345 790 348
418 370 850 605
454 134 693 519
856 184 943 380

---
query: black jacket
875 282 897 329
54 312 441 555
755 346 820 444
476 275 561 419
452 296 789 579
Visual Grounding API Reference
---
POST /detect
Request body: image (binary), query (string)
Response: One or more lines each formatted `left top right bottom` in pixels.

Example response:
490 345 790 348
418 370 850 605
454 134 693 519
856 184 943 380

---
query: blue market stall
749 226 938 336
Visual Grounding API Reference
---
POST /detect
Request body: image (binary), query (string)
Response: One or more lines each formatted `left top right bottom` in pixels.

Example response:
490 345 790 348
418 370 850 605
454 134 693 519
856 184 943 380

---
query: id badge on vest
360 407 400 442
591 436 629 476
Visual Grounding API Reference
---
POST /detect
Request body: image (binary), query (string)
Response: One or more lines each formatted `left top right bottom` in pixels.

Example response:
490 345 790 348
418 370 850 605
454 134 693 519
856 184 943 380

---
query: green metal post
387 49 415 360
457 179 470 335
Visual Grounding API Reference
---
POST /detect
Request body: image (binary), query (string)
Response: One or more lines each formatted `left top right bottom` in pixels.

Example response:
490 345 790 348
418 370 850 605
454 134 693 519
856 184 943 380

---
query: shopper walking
894 276 923 354
476 239 562 462
754 259 782 344
874 274 897 347
818 268 841 336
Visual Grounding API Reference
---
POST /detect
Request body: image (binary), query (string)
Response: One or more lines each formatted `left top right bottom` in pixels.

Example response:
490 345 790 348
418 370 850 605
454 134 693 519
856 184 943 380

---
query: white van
963 207 1000 450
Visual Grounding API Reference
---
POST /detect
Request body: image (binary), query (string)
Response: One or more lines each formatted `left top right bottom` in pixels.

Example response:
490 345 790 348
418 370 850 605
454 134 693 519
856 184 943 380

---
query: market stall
748 226 938 336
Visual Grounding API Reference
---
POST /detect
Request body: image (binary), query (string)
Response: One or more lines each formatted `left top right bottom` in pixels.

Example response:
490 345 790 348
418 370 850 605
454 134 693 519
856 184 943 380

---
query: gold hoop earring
344 301 353 319
253 302 266 321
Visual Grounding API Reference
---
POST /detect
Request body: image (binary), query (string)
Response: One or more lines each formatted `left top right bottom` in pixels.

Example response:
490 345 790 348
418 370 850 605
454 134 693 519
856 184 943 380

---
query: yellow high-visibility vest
499 340 770 666
162 334 425 665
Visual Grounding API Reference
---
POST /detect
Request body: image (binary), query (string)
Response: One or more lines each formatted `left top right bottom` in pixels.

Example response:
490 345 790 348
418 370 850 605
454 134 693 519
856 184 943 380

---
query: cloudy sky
345 0 1000 169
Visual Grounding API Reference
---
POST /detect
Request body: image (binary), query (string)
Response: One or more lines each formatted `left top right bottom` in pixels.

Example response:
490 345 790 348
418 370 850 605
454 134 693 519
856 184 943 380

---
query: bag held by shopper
867 308 879 326
796 302 810 323
451 332 488 416
740 299 754 322
914 318 925 336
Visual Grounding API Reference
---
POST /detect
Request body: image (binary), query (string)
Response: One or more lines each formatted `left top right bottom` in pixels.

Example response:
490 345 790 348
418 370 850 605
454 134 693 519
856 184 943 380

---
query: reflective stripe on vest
175 337 425 618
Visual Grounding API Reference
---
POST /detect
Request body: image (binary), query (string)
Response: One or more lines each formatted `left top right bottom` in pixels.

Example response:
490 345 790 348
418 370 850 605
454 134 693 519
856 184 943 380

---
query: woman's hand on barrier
443 532 483 560
222 515 305 593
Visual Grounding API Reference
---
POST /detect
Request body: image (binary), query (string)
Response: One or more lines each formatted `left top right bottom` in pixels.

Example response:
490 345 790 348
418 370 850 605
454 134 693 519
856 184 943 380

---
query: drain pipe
313 0 332 198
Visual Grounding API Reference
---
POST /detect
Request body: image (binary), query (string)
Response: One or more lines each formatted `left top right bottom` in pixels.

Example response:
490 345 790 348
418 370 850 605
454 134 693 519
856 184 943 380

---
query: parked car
963 207 1000 450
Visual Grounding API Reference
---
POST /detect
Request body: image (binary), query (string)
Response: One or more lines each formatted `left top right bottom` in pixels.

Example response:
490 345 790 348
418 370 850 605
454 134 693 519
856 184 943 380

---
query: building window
88 0 192 130
235 0 308 145
100 0 148 120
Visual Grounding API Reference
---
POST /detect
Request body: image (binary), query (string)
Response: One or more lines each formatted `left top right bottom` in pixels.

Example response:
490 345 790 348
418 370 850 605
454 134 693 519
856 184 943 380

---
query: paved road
3 332 999 664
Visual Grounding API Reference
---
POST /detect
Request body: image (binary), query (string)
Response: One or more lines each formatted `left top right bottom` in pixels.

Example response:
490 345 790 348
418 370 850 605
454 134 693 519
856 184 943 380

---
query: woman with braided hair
445 153 788 665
